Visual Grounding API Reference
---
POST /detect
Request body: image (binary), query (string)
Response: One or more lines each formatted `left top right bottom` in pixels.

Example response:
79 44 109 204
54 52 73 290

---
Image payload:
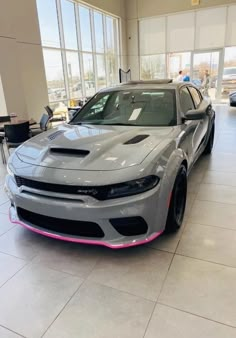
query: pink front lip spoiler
9 212 163 249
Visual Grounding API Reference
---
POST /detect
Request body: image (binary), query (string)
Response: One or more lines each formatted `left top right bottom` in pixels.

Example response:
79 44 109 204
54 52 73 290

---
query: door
179 86 207 165
192 50 221 101
188 85 209 155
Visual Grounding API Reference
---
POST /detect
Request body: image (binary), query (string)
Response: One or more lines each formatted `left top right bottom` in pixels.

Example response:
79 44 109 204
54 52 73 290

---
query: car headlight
101 175 160 200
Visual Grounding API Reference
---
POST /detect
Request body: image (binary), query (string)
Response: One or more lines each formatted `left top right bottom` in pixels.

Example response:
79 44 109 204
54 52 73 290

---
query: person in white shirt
176 70 184 82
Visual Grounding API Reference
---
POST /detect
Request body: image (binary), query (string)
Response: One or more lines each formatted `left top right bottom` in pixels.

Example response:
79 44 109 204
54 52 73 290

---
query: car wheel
165 165 187 233
204 122 215 155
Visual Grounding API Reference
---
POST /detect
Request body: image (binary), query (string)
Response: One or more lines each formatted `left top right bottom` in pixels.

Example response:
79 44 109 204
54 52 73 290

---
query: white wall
127 0 236 19
82 0 126 18
0 0 48 121
0 75 7 116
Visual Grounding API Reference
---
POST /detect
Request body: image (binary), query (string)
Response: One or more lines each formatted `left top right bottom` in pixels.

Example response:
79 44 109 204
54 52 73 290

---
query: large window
140 55 166 80
221 47 236 100
167 52 191 81
138 5 236 102
37 0 119 107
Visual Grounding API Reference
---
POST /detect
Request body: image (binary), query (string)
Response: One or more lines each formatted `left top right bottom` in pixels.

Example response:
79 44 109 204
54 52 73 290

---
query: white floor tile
197 183 236 204
189 199 236 230
177 222 236 267
145 304 236 338
0 326 23 338
44 281 155 338
0 264 83 338
159 255 236 327
0 213 15 236
0 252 26 287
88 247 173 301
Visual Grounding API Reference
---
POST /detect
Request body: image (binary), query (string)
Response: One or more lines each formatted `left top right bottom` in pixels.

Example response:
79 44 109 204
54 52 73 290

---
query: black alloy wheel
165 165 187 233
204 122 215 155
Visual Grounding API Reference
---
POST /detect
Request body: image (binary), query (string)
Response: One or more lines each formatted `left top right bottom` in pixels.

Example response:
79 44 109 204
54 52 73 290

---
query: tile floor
0 105 236 337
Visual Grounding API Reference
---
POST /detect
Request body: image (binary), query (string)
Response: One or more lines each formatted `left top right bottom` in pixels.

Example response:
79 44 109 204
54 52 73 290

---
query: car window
180 87 195 114
71 89 177 127
188 86 202 108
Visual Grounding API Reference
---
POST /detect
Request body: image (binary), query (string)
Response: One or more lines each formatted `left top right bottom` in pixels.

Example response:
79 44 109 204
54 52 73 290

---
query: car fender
153 148 187 232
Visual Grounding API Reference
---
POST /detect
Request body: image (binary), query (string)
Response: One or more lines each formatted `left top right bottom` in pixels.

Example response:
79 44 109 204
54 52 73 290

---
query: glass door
192 51 221 101
221 47 236 101
167 52 191 80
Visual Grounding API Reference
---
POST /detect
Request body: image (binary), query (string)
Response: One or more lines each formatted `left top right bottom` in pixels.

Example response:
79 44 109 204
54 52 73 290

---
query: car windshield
70 89 177 127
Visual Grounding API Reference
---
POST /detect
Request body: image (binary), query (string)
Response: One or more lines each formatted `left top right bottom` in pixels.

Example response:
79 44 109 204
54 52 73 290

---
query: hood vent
50 147 90 157
124 134 149 145
47 130 65 141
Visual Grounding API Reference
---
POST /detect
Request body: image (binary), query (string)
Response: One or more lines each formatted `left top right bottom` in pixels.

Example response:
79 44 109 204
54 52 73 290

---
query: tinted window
180 87 194 114
71 89 177 126
188 87 202 108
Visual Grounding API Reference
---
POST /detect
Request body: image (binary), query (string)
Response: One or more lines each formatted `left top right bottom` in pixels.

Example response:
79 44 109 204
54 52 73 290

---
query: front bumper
5 175 164 249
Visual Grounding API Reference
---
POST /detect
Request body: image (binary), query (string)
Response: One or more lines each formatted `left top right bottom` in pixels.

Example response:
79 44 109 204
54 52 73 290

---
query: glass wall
139 4 236 101
140 55 166 80
167 53 191 81
37 0 119 107
221 47 236 99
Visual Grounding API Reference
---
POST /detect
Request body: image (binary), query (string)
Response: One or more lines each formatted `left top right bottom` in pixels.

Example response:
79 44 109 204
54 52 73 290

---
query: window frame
187 85 203 108
37 0 120 105
179 86 195 115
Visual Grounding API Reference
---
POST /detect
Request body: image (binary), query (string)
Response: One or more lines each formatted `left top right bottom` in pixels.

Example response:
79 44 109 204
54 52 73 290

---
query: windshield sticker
129 108 142 121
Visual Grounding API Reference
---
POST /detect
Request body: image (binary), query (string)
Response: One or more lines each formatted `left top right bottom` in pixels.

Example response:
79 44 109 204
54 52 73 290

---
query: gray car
5 81 215 249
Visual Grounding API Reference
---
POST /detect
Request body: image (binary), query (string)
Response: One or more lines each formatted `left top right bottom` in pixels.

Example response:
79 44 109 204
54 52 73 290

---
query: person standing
202 70 211 96
183 73 190 82
176 70 184 82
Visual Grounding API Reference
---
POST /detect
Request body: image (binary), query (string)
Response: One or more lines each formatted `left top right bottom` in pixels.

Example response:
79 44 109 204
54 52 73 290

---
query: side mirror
184 100 209 120
185 109 206 120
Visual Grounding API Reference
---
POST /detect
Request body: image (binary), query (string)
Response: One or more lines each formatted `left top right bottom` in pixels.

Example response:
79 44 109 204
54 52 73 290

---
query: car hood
16 124 174 171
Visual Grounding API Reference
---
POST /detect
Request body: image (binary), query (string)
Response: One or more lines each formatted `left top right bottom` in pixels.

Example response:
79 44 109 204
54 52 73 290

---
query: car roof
98 80 193 93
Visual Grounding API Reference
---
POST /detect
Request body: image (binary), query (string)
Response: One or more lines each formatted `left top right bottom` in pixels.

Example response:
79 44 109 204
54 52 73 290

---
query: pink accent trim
9 211 163 249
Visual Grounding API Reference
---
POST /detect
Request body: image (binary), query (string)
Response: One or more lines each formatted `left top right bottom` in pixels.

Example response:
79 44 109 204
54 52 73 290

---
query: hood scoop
47 130 65 141
50 147 90 157
124 134 149 145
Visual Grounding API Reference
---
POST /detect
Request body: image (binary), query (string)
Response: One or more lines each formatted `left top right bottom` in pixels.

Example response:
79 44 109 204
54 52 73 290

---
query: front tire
165 165 187 233
204 122 215 155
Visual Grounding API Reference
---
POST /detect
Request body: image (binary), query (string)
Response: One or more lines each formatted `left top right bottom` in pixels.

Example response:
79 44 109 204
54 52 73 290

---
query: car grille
15 175 103 199
17 207 105 238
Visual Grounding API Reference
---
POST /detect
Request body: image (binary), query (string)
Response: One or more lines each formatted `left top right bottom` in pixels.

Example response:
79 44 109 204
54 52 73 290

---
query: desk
0 118 36 132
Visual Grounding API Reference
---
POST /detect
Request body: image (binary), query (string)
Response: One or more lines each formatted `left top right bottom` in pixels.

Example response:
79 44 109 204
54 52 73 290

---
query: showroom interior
1 0 236 337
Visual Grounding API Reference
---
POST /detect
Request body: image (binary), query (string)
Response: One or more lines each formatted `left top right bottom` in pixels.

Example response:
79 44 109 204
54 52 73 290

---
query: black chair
0 136 6 164
44 105 54 119
4 121 30 156
30 113 50 136
0 116 11 164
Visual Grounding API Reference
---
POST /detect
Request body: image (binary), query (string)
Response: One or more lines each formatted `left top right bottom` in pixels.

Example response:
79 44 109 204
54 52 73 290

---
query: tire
165 165 187 234
204 122 215 155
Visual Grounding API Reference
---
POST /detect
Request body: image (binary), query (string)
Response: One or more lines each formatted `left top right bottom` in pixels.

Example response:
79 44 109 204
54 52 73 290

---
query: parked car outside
221 67 236 94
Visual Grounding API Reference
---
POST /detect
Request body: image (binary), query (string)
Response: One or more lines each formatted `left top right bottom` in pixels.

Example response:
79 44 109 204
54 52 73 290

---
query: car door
179 86 198 165
188 86 209 156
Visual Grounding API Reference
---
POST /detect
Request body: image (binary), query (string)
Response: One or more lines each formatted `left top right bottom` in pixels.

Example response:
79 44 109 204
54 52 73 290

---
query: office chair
4 121 30 156
30 113 50 136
